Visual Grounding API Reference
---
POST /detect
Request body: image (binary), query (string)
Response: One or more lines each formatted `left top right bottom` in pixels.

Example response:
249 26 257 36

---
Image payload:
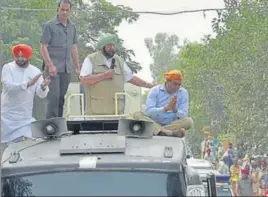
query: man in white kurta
1 44 51 144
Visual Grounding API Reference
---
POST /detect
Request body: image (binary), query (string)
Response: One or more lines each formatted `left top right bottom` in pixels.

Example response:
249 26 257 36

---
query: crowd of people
202 136 268 196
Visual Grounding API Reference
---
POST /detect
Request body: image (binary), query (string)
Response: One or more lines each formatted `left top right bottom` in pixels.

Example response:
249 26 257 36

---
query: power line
0 6 227 15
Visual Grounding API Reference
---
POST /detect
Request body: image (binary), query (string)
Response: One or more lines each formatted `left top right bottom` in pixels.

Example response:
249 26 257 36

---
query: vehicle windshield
2 171 185 196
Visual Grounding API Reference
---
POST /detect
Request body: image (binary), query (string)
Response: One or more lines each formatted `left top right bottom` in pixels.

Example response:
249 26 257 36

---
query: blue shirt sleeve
144 87 164 118
176 89 189 119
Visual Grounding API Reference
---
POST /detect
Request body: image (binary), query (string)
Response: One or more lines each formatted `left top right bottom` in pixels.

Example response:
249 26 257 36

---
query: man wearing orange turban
12 44 33 64
133 69 193 137
1 44 51 144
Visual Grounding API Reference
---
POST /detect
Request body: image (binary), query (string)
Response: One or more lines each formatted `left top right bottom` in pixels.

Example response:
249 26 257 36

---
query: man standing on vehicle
40 0 80 119
133 70 193 137
1 44 51 144
79 33 156 115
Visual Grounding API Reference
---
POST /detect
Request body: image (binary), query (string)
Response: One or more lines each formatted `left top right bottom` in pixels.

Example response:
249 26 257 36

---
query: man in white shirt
1 44 51 144
79 33 156 115
204 148 214 165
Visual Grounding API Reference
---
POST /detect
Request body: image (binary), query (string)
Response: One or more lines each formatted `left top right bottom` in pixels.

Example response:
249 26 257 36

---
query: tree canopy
0 0 142 120
144 33 179 81
0 0 141 73
145 0 268 155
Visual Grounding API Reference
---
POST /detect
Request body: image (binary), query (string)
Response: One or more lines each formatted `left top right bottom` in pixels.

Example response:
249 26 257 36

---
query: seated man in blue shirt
133 70 193 137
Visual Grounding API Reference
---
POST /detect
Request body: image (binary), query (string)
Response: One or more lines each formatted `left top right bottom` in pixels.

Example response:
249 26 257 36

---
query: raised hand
41 76 51 89
27 73 42 88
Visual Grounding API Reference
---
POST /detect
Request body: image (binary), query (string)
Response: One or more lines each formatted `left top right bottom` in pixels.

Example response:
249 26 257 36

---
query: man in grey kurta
40 0 80 118
236 168 254 196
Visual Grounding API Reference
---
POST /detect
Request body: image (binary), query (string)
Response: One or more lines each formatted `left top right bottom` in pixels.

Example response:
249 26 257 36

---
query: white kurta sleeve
35 74 49 98
79 57 93 77
123 62 133 82
1 64 28 92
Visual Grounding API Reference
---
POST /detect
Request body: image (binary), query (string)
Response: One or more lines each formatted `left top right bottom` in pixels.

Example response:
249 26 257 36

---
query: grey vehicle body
187 158 220 177
203 181 234 196
187 158 233 196
1 118 212 196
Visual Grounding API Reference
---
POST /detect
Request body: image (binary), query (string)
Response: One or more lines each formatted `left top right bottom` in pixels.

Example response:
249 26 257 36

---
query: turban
241 168 249 175
97 33 119 49
164 70 183 83
12 44 33 60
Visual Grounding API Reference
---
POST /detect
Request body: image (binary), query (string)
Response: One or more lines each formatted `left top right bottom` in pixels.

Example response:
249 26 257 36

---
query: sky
106 0 225 83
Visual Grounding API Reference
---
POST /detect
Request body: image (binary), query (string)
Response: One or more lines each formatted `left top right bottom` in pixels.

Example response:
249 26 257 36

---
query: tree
144 33 180 81
175 42 211 155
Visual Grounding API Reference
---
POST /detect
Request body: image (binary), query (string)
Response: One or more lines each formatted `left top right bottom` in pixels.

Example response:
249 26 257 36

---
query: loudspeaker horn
118 118 154 138
31 117 68 138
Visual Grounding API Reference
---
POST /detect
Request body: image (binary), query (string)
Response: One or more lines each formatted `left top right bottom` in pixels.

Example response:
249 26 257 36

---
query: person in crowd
204 148 214 165
251 160 260 196
260 165 268 196
236 168 254 196
218 156 230 174
230 158 241 196
240 156 252 178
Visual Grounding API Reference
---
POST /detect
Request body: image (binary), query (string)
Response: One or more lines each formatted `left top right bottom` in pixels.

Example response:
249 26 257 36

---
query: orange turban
164 70 183 83
12 44 33 60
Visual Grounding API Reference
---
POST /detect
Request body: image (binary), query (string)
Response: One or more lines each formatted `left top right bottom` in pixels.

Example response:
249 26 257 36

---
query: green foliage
0 0 141 72
0 0 141 120
144 33 180 81
174 0 268 155
142 0 268 155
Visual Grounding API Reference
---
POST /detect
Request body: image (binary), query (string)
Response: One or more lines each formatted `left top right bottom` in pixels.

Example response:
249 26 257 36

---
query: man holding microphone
79 33 155 115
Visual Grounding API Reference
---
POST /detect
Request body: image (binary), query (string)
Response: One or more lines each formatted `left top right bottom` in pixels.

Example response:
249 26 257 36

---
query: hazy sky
106 0 225 83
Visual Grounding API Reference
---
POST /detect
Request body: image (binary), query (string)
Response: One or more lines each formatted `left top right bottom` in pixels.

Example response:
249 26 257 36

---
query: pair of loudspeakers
31 118 154 139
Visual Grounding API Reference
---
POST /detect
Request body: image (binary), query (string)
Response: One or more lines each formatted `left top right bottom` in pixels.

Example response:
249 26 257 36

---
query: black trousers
46 73 71 118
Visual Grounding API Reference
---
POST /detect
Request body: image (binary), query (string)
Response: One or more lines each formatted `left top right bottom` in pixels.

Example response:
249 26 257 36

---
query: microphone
111 58 115 69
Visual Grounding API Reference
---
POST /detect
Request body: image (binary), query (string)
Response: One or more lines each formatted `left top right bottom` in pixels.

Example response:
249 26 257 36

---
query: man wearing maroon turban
1 44 51 144
133 70 193 137
236 167 254 196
